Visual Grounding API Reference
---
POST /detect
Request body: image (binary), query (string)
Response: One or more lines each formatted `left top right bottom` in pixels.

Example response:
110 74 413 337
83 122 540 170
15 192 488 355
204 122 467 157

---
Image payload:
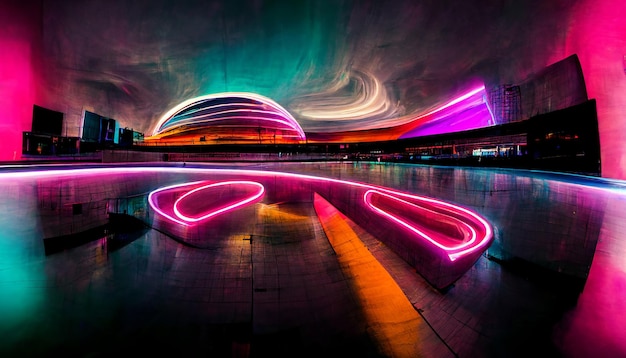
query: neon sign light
149 180 265 226
0 165 495 288
143 168 492 262
364 189 481 261
0 166 493 276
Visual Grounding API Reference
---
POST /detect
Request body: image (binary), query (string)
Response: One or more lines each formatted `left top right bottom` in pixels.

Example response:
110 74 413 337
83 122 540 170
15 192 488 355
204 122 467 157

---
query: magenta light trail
0 165 493 263
172 180 265 223
417 85 488 121
484 92 497 125
146 168 491 261
0 165 494 287
147 181 206 226
399 85 496 139
363 189 478 261
148 180 265 226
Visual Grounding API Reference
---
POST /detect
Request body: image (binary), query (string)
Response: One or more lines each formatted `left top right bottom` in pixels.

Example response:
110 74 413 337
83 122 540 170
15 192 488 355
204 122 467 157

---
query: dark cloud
38 0 579 135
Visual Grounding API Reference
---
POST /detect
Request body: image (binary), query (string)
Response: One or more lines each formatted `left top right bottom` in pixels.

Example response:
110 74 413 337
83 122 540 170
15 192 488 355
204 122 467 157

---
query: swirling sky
3 0 626 177
37 0 577 135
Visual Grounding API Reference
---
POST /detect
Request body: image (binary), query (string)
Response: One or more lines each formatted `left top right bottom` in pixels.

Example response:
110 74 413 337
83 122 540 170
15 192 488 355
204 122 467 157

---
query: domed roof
151 92 306 141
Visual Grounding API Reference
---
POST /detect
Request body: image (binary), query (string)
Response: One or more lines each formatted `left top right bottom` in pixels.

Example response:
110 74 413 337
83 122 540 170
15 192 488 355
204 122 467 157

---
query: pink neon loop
363 189 479 261
173 180 265 223
148 180 265 226
1 166 491 262
148 181 206 226
143 168 491 261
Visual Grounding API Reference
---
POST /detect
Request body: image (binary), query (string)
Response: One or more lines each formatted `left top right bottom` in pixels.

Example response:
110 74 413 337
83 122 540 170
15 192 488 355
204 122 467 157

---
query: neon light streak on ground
0 165 493 261
147 181 206 226
172 180 265 223
148 168 492 260
363 189 478 261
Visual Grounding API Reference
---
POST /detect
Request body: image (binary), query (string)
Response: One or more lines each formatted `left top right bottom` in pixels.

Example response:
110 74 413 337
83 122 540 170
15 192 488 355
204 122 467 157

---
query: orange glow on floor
313 193 426 357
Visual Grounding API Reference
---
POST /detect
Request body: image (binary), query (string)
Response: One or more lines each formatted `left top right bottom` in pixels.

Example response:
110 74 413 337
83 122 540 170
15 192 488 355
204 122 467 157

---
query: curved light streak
147 181 206 226
0 165 493 264
289 83 494 136
363 189 478 261
290 70 398 122
171 114 306 132
151 92 306 140
419 86 487 120
144 167 492 262
399 85 495 139
167 108 295 126
172 180 265 223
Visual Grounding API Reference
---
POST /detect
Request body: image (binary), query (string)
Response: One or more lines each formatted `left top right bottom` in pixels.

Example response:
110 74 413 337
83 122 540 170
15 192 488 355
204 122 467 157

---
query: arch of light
147 92 307 143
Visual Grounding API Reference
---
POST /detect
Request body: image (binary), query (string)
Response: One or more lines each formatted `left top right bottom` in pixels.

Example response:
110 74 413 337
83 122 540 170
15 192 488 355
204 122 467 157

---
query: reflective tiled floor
0 162 625 357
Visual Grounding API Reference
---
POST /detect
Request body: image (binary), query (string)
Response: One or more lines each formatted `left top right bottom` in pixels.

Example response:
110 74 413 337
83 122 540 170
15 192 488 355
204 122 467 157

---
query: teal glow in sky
36 0 581 136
